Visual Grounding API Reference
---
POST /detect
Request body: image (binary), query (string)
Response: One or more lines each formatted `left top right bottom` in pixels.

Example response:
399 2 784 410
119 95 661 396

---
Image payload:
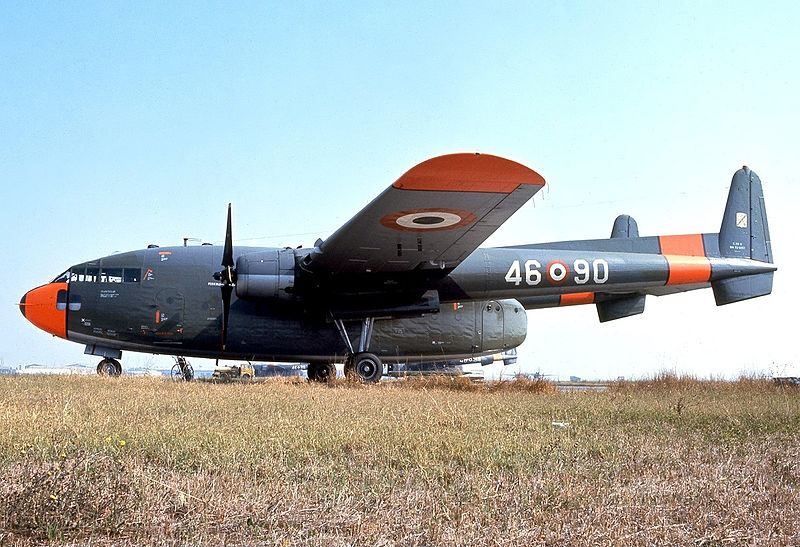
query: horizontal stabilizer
712 272 773 306
596 294 646 322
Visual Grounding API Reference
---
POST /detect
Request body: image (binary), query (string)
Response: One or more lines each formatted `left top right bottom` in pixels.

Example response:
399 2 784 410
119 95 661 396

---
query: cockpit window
100 268 124 283
56 289 68 310
52 270 70 284
69 266 141 283
123 268 141 283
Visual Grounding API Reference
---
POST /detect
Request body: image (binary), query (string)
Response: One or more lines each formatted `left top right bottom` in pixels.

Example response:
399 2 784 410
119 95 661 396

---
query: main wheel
354 352 383 383
307 362 335 383
97 358 121 377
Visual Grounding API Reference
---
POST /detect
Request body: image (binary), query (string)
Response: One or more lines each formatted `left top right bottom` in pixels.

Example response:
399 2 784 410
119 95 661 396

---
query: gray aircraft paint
20 156 776 374
65 244 528 363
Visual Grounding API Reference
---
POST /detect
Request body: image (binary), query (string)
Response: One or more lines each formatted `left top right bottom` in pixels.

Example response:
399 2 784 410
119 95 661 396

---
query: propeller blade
221 283 232 351
222 203 234 269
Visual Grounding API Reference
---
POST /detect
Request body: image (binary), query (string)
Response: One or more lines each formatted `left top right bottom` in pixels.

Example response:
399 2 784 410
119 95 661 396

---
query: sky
1 1 798 380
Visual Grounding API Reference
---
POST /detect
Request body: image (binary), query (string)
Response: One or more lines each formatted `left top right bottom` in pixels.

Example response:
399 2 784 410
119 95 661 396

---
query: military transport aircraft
19 154 775 382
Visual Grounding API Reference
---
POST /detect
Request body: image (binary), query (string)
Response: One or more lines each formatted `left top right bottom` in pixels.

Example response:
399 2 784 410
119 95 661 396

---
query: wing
306 153 546 274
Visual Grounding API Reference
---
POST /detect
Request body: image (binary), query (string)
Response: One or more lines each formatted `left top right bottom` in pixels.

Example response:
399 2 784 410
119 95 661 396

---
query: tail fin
714 167 774 305
719 167 772 263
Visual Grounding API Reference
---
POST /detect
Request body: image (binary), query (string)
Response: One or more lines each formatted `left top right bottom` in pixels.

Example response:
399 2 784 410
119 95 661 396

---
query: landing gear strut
171 356 194 382
335 317 384 383
97 358 122 377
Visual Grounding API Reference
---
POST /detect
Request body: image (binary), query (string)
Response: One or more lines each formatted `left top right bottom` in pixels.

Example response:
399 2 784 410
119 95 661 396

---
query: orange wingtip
559 292 595 306
393 153 546 193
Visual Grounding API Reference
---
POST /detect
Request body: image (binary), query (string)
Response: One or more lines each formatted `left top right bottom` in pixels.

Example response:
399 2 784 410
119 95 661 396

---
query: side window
100 268 123 283
124 268 141 283
56 290 67 311
85 268 99 283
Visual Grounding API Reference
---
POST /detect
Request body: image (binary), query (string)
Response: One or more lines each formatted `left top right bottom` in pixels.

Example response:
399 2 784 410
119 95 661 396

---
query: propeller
213 204 237 351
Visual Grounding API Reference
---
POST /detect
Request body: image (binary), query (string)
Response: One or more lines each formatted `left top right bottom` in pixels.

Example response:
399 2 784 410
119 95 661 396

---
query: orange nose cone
19 282 68 339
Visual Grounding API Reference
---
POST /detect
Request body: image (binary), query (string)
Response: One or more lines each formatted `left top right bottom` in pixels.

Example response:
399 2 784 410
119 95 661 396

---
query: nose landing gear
97 358 122 377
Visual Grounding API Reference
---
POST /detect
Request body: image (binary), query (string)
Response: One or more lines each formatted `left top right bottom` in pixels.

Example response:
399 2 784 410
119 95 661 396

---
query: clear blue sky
2 2 797 379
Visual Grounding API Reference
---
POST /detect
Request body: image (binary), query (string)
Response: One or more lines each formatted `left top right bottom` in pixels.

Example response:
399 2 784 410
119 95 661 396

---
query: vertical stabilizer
719 167 772 263
713 167 774 305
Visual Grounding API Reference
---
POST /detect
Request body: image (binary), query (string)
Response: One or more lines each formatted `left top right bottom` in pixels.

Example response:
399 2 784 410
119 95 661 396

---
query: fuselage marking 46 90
504 258 610 287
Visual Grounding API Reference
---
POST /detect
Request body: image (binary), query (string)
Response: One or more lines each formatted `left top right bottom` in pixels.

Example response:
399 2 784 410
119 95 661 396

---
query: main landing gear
336 317 384 384
306 317 384 384
97 358 122 377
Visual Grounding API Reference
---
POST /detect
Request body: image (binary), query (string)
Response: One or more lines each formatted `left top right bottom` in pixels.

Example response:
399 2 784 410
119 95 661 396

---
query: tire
307 362 334 383
354 352 383 383
97 358 121 377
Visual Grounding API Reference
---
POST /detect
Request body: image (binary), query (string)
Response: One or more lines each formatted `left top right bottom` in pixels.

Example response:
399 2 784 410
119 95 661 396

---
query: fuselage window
100 268 124 283
123 268 141 283
56 289 67 311
69 267 139 283
68 293 81 311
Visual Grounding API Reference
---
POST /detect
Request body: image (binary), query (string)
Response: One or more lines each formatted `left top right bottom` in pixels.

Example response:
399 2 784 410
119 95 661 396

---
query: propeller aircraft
19 153 775 382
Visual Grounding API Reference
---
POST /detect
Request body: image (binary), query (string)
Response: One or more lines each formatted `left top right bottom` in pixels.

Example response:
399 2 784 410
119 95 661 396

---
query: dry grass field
0 374 798 546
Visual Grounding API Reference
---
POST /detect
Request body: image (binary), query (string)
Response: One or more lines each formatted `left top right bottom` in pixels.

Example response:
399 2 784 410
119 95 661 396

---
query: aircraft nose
19 283 67 338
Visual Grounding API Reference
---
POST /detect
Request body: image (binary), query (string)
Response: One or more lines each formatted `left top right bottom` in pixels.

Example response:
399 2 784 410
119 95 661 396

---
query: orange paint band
559 292 595 306
664 255 712 285
659 234 706 256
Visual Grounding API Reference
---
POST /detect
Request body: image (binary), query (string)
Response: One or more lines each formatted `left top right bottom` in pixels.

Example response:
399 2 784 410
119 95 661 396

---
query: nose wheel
97 358 122 377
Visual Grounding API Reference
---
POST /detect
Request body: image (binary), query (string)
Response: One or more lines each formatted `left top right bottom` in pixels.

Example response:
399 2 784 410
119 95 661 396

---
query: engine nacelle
235 249 295 300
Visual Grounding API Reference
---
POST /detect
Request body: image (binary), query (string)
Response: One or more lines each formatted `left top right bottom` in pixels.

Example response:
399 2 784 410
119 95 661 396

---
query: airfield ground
0 374 798 546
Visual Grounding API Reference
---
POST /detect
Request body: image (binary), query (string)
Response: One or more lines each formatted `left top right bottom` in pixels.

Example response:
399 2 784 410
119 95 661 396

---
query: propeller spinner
213 204 236 351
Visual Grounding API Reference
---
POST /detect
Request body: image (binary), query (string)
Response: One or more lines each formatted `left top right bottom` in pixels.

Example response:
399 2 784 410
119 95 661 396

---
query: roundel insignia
380 208 477 232
546 260 569 284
